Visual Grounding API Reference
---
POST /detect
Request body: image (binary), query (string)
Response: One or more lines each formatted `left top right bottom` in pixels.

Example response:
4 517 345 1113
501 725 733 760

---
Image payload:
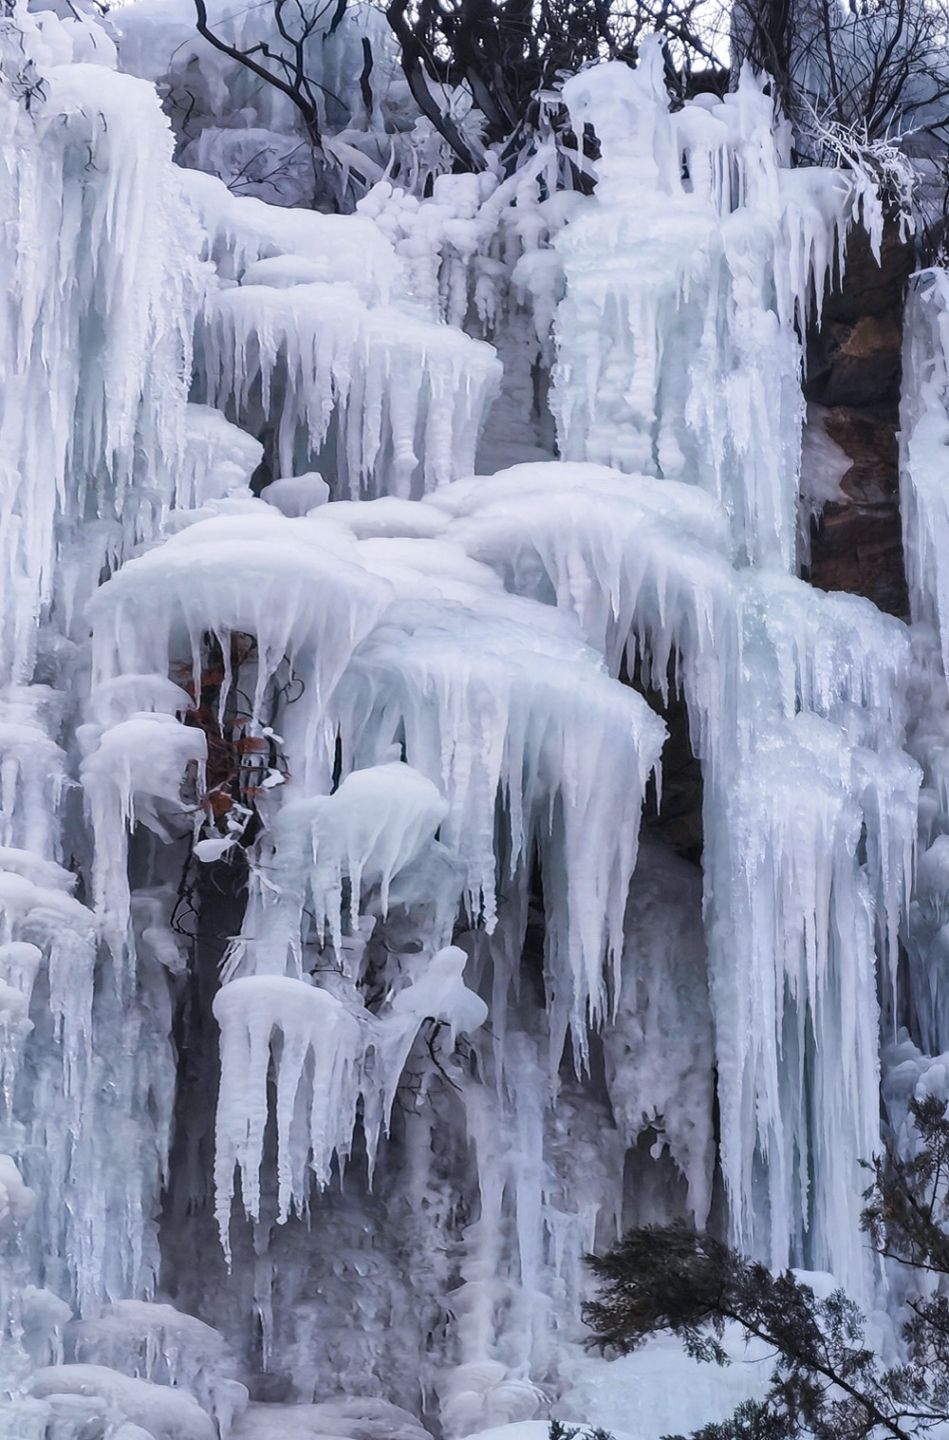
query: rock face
805 220 915 617
643 685 703 865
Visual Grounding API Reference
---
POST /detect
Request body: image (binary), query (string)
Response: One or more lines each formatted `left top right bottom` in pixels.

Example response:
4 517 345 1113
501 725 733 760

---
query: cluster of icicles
1 3 944 1437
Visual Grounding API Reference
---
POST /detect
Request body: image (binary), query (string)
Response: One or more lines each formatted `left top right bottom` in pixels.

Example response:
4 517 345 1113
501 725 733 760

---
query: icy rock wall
0 7 932 1440
535 50 918 1285
0 5 624 1432
424 462 918 1289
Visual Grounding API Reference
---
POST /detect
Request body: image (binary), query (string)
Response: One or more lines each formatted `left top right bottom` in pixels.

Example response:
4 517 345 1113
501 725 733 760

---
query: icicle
214 977 363 1246
602 839 714 1228
79 712 207 963
334 564 666 1049
89 509 395 791
232 762 449 978
425 462 734 773
0 688 67 858
199 278 501 499
419 457 916 1292
213 948 488 1254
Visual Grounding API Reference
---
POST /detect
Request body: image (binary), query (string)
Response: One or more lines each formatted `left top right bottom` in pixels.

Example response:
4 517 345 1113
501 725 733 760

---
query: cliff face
806 221 915 618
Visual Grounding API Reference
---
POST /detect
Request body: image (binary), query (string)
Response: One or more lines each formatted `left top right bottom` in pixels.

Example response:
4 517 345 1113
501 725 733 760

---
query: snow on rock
261 473 330 517
27 1364 217 1440
70 1300 248 1435
0 1154 36 1228
317 497 451 541
232 1398 431 1440
555 1328 772 1440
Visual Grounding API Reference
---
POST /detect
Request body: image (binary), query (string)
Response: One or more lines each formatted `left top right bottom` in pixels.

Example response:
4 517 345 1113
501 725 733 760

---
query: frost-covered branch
733 0 949 155
192 0 325 145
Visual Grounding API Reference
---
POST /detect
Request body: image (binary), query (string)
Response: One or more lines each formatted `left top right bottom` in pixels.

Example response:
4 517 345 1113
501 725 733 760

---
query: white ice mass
0 0 946 1437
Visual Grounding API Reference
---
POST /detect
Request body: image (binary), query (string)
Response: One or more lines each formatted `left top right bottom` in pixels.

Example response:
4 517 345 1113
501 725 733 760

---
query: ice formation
0 3 943 1440
898 270 949 1063
553 48 870 570
901 268 949 672
186 171 502 497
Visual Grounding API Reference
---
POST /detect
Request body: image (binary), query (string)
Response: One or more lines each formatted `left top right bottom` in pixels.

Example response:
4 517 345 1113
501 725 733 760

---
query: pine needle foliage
579 1096 949 1440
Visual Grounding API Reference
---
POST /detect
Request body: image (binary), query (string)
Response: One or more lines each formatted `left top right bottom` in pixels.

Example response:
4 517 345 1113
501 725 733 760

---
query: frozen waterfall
0 3 942 1439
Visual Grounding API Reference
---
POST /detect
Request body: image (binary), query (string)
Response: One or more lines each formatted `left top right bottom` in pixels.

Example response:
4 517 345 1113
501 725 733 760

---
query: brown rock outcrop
804 219 914 618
